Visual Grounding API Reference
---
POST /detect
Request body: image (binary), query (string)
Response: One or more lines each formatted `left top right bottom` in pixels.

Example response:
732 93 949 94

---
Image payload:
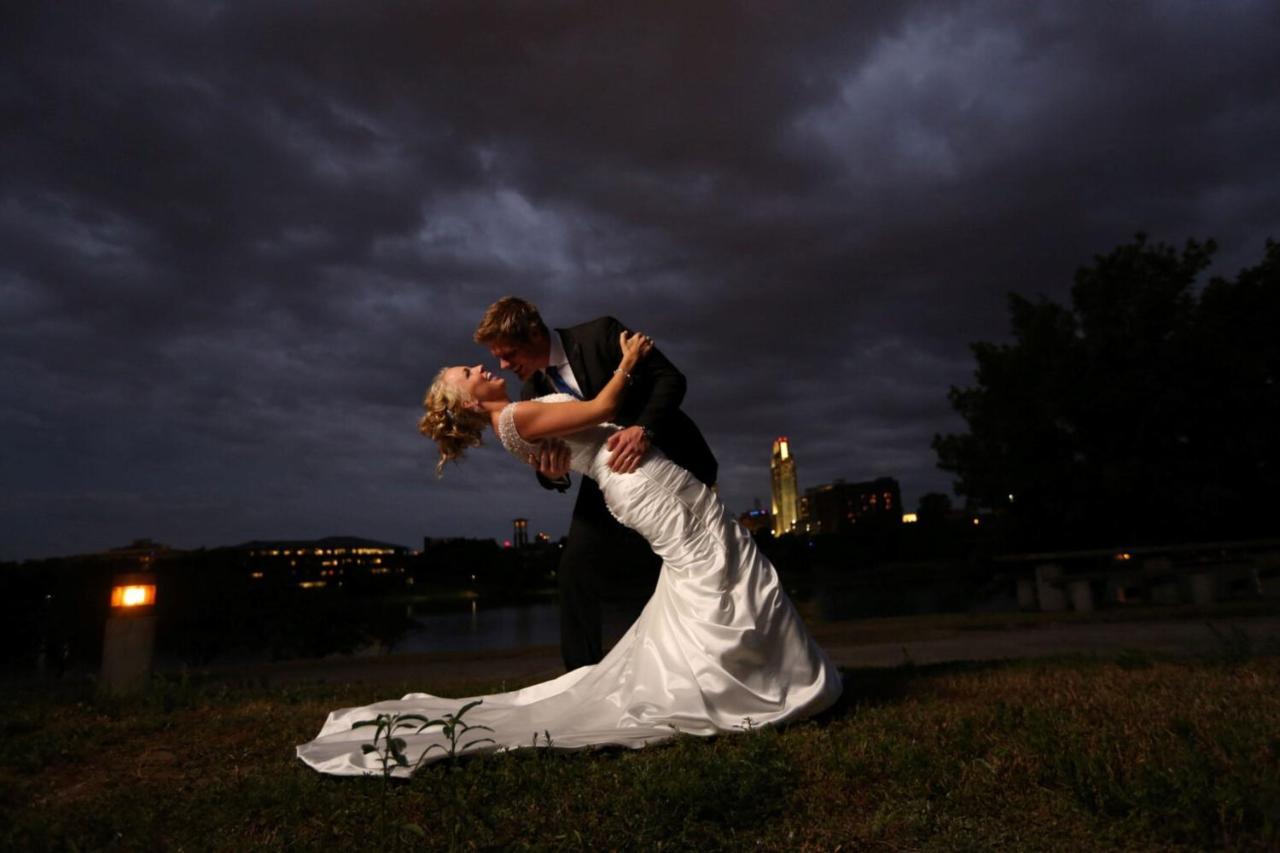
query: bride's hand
618 331 653 373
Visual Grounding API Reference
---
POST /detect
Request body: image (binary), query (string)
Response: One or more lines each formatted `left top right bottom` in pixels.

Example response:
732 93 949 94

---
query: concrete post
1034 563 1067 611
1143 557 1180 605
1106 573 1139 605
1187 573 1217 606
1016 578 1037 611
101 573 157 695
1067 579 1094 613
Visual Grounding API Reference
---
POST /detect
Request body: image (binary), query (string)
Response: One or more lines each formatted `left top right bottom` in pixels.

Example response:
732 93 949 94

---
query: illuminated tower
770 436 799 536
512 518 529 548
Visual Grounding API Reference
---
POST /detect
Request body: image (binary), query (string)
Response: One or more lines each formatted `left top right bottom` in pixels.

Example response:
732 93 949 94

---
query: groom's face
488 334 550 382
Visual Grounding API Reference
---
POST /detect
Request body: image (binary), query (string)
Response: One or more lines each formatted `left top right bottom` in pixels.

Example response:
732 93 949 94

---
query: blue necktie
545 365 581 399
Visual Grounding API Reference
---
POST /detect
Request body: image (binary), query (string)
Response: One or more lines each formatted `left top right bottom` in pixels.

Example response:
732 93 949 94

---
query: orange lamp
110 576 157 609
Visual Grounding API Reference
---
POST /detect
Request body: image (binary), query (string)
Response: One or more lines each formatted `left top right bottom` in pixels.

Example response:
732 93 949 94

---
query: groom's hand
606 426 650 474
534 439 572 480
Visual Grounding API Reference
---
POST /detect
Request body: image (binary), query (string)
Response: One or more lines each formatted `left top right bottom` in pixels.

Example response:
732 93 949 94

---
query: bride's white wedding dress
297 395 841 776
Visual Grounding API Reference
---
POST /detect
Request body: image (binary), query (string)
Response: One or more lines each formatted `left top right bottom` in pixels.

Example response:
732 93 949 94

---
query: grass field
3 643 1279 851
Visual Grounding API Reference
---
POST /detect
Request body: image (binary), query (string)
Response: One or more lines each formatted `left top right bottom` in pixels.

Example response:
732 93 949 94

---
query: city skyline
4 3 1279 560
17 430 912 561
15 432 903 561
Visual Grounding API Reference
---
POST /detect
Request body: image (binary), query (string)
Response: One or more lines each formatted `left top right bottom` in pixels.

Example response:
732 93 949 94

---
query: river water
391 600 561 654
380 576 1017 656
390 598 645 655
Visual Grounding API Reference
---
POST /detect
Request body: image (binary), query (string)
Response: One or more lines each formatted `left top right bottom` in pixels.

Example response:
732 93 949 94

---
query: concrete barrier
1016 578 1038 611
1035 563 1067 611
1068 579 1094 613
1106 573 1141 605
1187 572 1217 606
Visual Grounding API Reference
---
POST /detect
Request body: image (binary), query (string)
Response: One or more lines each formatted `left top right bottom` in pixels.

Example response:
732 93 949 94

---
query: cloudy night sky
2 1 1278 560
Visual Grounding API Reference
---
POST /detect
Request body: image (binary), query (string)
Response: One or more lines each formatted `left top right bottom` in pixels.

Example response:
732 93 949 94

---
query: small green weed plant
352 698 495 780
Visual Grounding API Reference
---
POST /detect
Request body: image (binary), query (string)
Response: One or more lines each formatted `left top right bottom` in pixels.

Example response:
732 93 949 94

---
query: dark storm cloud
2 1 1279 558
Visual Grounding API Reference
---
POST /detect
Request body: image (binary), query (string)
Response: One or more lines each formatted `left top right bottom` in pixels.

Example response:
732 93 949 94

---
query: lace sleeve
497 402 540 462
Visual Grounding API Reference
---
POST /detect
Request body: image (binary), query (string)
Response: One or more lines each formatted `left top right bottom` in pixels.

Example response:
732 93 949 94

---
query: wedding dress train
297 396 841 776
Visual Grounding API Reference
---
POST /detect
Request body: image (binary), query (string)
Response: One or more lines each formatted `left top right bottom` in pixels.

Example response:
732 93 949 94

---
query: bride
296 332 842 776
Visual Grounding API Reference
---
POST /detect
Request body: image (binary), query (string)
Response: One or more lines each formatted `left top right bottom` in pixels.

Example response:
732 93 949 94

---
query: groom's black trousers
559 476 660 671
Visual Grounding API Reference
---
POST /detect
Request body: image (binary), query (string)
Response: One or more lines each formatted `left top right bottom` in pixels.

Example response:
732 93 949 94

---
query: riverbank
180 602 1280 688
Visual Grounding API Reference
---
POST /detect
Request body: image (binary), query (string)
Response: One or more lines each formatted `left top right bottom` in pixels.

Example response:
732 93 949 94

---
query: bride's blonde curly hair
418 368 490 477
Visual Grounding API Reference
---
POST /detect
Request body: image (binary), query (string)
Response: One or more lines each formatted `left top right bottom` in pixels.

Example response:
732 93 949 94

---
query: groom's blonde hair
473 296 549 345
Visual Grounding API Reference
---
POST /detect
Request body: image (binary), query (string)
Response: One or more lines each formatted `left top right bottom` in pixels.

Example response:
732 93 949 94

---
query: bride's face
444 363 507 403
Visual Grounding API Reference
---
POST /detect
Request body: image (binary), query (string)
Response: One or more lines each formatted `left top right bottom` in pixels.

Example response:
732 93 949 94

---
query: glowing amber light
110 584 156 608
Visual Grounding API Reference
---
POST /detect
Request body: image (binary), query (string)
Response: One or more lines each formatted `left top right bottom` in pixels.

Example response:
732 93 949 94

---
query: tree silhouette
916 492 953 526
935 234 1280 549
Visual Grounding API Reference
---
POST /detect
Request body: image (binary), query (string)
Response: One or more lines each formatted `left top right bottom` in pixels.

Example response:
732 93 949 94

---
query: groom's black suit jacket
519 316 718 489
521 315 716 669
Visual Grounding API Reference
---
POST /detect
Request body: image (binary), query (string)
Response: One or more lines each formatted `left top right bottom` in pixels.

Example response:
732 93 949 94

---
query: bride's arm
514 332 652 440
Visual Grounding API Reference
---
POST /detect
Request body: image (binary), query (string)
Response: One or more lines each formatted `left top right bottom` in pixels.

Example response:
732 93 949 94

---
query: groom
474 297 717 670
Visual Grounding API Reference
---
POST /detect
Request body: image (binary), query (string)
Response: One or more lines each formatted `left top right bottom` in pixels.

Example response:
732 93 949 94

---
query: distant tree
916 493 953 526
934 234 1280 549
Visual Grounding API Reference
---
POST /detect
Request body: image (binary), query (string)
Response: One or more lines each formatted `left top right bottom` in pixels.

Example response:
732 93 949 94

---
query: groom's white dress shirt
545 326 584 398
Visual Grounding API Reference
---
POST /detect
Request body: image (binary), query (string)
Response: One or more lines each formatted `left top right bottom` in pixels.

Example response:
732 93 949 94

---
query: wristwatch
641 426 655 443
